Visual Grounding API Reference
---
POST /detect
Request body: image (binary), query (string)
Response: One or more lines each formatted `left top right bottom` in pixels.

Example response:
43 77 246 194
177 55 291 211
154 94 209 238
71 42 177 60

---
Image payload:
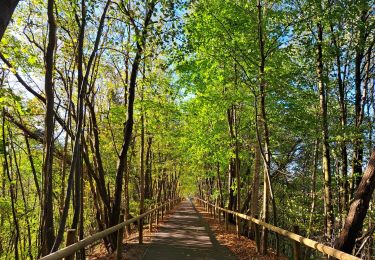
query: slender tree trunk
316 21 334 241
2 110 20 260
123 3 131 236
124 1 131 106
257 0 278 254
330 23 348 219
59 115 70 214
307 139 319 237
216 163 224 208
139 78 145 244
24 135 41 201
10 130 33 259
52 0 111 251
227 107 236 222
351 1 369 199
233 65 241 237
78 153 85 259
250 138 260 236
145 137 152 199
225 106 238 225
40 0 57 255
124 142 132 236
111 2 156 237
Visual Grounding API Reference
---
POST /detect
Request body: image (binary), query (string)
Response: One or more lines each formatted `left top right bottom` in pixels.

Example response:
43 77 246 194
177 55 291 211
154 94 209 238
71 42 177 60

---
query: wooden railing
40 198 181 260
195 197 360 260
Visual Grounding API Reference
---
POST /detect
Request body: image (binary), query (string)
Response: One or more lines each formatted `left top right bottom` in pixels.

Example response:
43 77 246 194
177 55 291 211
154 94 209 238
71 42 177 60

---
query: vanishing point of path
142 199 236 260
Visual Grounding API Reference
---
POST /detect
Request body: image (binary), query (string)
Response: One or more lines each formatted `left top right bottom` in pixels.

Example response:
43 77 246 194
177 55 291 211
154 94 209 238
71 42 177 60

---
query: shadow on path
142 199 236 260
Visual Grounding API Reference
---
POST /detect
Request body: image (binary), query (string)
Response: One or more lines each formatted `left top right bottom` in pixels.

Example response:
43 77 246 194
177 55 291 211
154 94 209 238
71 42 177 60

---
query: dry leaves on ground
196 204 286 260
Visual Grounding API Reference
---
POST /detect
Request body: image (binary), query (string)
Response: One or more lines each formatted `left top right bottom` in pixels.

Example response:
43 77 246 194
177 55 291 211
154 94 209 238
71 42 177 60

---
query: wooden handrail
40 198 180 260
195 197 360 260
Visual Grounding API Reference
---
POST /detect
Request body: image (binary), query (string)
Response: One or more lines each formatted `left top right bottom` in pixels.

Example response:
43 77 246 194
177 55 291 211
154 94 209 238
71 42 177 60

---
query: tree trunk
257 0 277 254
111 2 156 237
52 0 111 252
329 22 348 219
250 138 260 236
2 110 20 260
216 163 224 208
334 148 375 253
351 1 369 198
10 129 33 259
24 135 41 201
40 0 56 255
139 81 145 244
0 0 20 40
145 137 152 199
316 21 334 241
124 140 133 236
307 139 319 237
227 107 236 222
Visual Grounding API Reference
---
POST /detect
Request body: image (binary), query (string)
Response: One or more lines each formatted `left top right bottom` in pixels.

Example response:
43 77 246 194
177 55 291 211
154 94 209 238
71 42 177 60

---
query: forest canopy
0 0 374 259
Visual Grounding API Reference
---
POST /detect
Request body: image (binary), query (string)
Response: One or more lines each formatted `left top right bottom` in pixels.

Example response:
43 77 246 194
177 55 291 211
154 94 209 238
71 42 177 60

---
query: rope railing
40 197 181 260
195 197 360 260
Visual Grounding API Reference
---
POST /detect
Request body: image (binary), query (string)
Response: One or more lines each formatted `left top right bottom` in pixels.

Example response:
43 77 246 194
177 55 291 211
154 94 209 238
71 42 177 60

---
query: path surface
142 199 236 260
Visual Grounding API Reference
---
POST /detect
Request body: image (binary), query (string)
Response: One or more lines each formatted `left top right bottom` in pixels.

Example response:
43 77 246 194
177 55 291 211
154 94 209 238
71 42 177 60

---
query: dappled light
0 0 374 259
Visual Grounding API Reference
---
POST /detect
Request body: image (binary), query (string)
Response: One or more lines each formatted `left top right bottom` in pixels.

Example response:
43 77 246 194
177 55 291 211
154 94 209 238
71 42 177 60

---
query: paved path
142 199 236 260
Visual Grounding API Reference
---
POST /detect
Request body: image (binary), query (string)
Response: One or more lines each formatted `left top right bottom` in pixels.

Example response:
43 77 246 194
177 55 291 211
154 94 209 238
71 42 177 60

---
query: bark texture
334 148 375 253
0 0 19 40
40 0 57 255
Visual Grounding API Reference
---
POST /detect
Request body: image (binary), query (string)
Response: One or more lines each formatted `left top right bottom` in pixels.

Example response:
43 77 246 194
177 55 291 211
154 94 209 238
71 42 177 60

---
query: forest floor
194 202 286 260
86 200 283 259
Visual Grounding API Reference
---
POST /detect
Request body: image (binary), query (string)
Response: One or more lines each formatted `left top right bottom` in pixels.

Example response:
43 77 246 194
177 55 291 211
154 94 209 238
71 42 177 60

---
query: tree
0 0 374 258
40 0 57 255
316 19 334 241
334 148 375 253
0 0 19 40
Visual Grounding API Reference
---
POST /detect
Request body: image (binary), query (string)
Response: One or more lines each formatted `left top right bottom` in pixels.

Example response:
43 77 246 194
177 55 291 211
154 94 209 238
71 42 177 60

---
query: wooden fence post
149 211 153 232
254 215 260 253
138 217 143 244
293 225 301 260
116 214 124 260
156 204 159 226
65 229 76 260
225 211 228 231
236 216 240 238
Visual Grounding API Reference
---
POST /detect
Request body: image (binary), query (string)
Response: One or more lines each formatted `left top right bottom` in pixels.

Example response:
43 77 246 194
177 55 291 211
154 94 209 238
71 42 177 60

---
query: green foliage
0 0 374 258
